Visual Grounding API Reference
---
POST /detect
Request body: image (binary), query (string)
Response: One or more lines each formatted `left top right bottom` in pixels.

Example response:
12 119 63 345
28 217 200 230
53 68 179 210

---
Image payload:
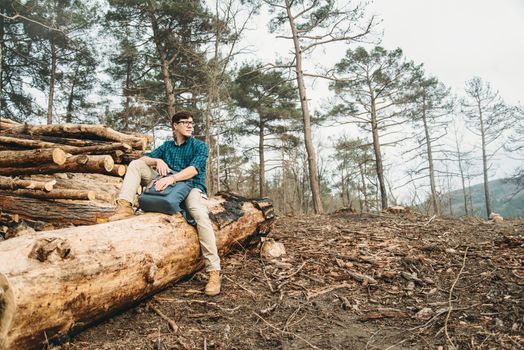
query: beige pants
119 159 221 272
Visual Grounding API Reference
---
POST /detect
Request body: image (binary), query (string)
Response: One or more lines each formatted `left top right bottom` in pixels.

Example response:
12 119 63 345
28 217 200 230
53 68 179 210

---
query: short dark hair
171 111 194 125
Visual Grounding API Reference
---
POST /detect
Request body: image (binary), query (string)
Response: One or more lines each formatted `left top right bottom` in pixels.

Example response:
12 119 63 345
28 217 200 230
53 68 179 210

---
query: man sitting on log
108 111 221 296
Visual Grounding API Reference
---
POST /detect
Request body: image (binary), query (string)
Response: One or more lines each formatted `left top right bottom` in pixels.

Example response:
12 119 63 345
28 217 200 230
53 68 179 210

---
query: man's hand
154 176 176 192
155 159 170 176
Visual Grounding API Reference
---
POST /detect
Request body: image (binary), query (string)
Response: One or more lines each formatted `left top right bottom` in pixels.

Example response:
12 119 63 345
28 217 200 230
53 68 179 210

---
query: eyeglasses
176 121 194 127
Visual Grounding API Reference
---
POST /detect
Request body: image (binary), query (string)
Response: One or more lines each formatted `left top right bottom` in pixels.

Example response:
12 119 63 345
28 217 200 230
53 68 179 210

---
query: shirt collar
174 136 192 146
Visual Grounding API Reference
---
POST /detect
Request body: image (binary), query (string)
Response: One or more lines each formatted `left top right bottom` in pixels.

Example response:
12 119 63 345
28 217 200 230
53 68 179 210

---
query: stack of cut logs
0 118 148 236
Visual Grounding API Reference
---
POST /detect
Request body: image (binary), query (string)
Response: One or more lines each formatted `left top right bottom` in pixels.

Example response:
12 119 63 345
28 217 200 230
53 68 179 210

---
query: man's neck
174 133 188 145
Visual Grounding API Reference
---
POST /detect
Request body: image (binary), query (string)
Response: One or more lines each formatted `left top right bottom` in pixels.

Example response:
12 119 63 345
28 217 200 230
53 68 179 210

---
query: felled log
0 193 115 225
0 118 20 131
22 174 123 203
10 189 97 201
65 143 132 155
0 176 56 192
113 150 145 164
0 148 66 167
0 154 114 176
0 135 132 156
0 135 57 149
0 194 274 350
3 124 148 150
0 133 109 147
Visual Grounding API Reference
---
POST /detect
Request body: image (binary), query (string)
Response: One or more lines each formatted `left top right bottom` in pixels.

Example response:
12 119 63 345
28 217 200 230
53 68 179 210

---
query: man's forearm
171 166 198 182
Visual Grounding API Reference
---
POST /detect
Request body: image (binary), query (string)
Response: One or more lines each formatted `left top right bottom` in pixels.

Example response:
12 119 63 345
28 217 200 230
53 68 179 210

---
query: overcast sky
244 0 524 104
370 0 524 105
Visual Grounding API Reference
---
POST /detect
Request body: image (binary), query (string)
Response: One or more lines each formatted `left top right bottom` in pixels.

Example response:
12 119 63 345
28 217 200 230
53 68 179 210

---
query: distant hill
445 178 524 219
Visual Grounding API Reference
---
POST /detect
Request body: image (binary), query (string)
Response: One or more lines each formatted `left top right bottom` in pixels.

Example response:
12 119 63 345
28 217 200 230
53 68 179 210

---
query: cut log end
51 148 67 166
102 156 114 172
112 165 126 177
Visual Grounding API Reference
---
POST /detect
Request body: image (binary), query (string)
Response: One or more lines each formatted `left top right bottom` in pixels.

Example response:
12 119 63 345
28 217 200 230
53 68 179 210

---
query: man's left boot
205 270 221 296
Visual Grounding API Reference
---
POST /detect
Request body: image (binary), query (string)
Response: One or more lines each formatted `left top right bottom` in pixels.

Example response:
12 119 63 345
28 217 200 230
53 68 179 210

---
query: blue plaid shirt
144 137 208 194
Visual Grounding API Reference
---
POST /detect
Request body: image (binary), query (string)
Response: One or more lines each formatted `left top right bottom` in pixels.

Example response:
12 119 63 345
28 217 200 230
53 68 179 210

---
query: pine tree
331 46 419 210
232 64 300 197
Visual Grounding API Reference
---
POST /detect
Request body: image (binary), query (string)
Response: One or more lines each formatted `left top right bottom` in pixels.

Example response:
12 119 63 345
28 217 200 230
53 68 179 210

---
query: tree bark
0 195 273 350
0 148 66 167
0 193 115 225
285 0 323 214
259 116 265 197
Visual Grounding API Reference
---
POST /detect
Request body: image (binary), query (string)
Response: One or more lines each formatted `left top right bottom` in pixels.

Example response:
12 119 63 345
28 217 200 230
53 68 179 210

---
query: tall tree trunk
340 168 346 206
281 142 286 213
65 68 77 123
285 0 323 214
147 6 176 120
47 36 57 125
0 10 4 113
478 104 492 217
421 98 440 215
123 59 132 130
447 171 454 216
467 176 474 215
455 138 469 216
204 92 214 194
258 117 265 197
359 162 369 212
370 97 387 210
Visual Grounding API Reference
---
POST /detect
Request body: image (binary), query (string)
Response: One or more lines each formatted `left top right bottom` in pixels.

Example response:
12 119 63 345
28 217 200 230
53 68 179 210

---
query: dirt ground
58 210 523 350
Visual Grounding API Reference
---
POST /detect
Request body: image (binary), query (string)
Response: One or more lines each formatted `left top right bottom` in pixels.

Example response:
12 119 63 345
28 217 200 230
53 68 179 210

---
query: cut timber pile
0 118 148 237
0 194 274 350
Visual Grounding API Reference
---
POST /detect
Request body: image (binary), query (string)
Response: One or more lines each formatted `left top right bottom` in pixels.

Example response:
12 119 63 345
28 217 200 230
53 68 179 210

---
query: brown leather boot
108 199 134 221
204 270 221 296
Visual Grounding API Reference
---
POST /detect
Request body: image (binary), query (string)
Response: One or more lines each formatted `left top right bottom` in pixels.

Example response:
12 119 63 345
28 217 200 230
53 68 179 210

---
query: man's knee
189 206 210 223
129 159 147 170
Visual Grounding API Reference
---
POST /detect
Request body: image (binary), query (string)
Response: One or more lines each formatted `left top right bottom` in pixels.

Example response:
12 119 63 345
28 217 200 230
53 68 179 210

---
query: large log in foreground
0 194 274 350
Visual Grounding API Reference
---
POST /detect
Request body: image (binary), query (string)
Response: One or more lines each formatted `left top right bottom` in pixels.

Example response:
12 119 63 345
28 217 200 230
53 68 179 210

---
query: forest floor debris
60 211 523 349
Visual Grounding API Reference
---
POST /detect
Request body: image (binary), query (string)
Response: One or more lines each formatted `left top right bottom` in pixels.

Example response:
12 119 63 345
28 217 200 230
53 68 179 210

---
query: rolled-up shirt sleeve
144 141 166 159
190 142 208 174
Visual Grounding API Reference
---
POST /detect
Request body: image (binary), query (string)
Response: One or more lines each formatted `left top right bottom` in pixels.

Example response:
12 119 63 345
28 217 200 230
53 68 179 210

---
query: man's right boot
204 270 221 296
108 199 134 221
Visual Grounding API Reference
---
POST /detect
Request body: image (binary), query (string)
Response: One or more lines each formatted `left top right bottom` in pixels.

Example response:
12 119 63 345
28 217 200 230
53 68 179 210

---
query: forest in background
1 0 523 218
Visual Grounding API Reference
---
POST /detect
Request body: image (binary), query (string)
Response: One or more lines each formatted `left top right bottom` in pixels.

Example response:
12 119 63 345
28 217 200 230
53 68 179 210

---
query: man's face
173 118 194 137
